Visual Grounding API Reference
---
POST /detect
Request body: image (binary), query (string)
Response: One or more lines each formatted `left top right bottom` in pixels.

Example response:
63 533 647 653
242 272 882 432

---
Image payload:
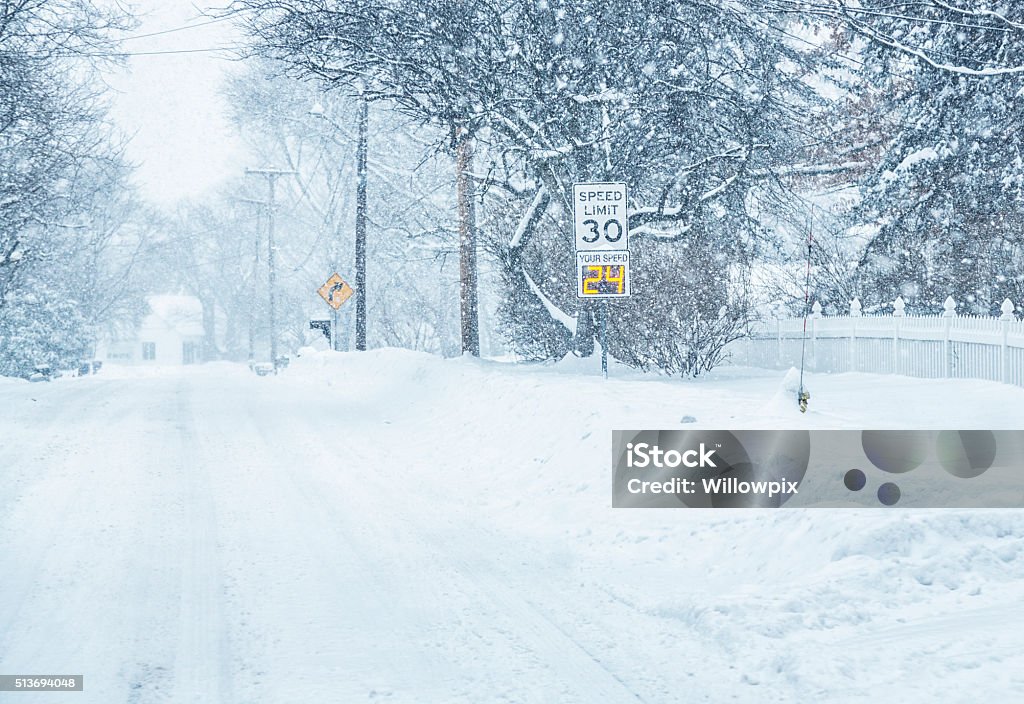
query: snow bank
278 352 1024 696
2 352 1024 704
2 352 1022 701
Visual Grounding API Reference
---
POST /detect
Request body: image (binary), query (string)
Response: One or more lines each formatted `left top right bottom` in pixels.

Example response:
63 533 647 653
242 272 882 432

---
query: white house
100 295 206 366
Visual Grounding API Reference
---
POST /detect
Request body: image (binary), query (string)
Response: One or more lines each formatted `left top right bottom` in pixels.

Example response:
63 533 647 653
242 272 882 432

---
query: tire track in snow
170 383 234 703
0 377 225 701
186 377 442 702
269 407 647 703
831 604 1024 649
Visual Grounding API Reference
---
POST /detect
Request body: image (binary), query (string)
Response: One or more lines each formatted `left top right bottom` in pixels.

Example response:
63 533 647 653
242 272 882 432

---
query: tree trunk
456 127 480 357
572 304 596 357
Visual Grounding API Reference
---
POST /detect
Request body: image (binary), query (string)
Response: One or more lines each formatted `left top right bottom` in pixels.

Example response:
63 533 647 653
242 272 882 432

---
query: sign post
573 182 631 378
332 308 339 351
317 272 354 350
600 299 609 377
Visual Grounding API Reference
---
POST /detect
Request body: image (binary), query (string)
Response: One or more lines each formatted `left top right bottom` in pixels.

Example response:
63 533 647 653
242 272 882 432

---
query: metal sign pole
601 300 609 379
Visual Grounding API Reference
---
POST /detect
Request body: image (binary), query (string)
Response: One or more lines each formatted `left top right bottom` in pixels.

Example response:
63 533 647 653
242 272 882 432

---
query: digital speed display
577 251 631 298
580 265 627 295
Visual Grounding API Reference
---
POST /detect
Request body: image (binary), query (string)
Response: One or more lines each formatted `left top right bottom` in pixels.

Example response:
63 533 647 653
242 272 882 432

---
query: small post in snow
811 300 822 373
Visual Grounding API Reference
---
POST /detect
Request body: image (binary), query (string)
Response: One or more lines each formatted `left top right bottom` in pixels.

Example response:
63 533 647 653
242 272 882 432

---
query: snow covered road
1 353 1023 702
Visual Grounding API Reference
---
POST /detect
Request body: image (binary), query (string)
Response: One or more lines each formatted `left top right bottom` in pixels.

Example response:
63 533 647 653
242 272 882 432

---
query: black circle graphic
935 430 996 478
877 482 901 506
862 431 928 474
844 469 867 491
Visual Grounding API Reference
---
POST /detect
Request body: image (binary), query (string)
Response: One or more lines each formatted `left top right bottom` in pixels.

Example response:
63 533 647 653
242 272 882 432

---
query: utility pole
252 205 261 363
354 96 369 351
237 197 265 365
245 168 295 372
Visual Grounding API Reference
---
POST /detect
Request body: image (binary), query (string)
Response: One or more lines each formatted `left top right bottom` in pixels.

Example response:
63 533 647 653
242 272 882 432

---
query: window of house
142 342 156 360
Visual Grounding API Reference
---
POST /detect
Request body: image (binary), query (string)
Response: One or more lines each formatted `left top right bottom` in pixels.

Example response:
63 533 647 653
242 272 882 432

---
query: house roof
145 295 204 338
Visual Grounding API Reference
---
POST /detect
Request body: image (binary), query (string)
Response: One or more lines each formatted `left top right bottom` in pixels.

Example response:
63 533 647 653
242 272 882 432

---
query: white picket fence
728 296 1024 387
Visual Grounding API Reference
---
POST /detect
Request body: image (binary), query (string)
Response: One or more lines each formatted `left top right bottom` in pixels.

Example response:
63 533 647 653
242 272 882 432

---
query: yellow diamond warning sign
318 272 354 310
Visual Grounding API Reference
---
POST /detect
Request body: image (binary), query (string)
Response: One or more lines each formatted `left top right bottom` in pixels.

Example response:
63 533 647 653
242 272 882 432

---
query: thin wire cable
798 226 813 406
54 46 241 58
120 16 235 42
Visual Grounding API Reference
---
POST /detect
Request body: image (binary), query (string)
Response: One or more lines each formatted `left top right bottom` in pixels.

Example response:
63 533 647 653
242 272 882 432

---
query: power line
51 46 241 58
120 16 236 42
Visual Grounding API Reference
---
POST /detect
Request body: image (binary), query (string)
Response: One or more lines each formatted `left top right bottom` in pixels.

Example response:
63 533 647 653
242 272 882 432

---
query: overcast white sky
106 1 247 207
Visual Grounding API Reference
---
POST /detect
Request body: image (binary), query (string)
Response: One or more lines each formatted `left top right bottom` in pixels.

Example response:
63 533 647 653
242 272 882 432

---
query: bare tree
0 0 137 374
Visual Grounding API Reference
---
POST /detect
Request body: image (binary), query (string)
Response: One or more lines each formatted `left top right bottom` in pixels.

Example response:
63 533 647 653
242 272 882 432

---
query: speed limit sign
573 182 628 251
573 182 630 299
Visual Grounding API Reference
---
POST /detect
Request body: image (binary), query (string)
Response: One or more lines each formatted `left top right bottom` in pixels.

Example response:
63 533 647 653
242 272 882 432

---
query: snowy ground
1 351 1023 702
